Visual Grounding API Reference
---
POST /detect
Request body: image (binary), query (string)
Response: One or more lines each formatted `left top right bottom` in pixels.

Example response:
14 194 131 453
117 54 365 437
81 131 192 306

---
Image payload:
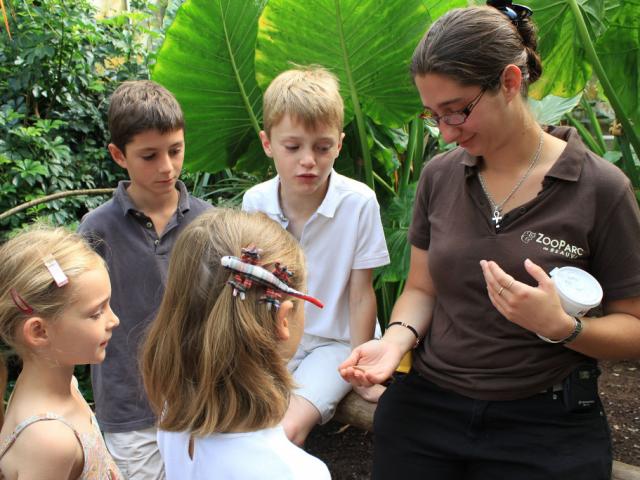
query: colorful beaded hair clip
222 246 323 310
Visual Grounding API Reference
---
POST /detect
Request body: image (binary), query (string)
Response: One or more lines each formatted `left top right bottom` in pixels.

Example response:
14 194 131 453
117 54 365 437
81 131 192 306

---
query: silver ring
498 286 505 296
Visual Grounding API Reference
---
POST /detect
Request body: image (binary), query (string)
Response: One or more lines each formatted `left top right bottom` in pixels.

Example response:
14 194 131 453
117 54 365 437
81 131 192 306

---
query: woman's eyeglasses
419 88 487 127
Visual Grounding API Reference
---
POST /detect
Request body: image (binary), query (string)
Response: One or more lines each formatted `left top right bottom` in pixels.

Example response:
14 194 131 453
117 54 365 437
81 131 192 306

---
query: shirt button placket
142 220 159 250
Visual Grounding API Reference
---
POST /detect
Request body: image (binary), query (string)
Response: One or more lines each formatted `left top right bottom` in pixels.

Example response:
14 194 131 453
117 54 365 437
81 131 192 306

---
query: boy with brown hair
242 67 389 445
78 80 211 479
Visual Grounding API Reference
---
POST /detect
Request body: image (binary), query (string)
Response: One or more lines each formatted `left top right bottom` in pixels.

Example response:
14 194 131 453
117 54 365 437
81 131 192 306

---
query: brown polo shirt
409 126 640 400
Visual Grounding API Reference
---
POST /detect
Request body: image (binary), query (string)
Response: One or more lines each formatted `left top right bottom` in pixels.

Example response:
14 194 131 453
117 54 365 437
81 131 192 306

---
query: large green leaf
595 0 640 130
427 0 467 21
528 0 600 99
255 0 465 128
529 93 582 125
152 0 266 172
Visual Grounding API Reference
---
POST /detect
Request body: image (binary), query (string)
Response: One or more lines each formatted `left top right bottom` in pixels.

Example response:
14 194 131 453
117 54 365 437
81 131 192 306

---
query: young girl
0 226 122 480
141 209 330 479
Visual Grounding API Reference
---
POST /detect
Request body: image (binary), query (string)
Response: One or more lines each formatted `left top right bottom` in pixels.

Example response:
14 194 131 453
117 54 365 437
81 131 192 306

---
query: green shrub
0 0 153 235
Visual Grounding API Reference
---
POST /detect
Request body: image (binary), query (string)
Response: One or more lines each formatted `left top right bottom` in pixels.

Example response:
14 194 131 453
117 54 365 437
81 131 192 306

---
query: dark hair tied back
486 0 541 84
411 5 542 95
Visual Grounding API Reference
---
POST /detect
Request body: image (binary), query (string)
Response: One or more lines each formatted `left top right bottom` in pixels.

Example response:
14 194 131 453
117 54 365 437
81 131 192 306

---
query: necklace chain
477 130 544 229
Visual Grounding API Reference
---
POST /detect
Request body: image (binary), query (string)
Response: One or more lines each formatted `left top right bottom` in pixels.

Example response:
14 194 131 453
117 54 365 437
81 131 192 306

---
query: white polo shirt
243 170 390 342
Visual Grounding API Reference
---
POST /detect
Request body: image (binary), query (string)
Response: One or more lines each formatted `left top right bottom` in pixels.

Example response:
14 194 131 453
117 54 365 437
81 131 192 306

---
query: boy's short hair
262 66 344 136
108 80 184 152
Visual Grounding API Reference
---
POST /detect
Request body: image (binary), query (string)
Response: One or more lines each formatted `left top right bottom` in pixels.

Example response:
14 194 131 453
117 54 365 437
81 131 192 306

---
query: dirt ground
600 360 640 465
306 360 640 479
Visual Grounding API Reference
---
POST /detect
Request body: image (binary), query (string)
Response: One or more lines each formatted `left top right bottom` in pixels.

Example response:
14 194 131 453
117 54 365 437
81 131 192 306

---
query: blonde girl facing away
0 226 122 480
141 209 330 480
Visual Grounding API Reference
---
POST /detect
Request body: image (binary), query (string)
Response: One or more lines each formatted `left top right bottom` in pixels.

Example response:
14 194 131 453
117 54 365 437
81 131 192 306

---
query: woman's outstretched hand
339 339 404 387
480 258 575 340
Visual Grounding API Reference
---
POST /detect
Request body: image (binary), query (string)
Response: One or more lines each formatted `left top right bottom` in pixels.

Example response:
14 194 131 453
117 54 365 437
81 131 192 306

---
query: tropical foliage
1 0 638 322
151 0 639 323
531 1 639 141
529 0 640 194
152 0 266 173
0 0 154 234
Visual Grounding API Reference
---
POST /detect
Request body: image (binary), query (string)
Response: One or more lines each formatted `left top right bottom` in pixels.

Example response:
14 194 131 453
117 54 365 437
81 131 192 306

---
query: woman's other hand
480 258 575 340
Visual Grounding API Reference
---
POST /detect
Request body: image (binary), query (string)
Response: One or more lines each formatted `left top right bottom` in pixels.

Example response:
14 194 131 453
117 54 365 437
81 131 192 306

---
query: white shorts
104 427 166 480
288 334 352 424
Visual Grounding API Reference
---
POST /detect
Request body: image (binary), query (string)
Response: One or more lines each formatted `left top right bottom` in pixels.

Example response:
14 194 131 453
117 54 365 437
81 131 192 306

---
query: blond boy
242 67 390 445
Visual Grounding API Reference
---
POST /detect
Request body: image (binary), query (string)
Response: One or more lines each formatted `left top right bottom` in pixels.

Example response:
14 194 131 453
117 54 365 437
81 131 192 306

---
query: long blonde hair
141 209 305 435
0 225 104 426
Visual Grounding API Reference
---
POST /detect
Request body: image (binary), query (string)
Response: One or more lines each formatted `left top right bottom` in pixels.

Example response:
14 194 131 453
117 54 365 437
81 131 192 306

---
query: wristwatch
536 316 583 344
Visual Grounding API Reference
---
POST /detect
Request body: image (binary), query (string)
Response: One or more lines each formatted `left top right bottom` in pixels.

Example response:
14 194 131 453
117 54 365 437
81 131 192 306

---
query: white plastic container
550 266 603 316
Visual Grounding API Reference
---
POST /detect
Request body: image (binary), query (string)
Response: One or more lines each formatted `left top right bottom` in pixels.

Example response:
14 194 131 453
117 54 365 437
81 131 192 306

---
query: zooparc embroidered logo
520 231 585 259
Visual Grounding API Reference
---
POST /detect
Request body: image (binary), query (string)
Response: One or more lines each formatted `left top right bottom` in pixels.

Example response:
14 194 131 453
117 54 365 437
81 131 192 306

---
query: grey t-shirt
409 126 640 400
78 180 211 432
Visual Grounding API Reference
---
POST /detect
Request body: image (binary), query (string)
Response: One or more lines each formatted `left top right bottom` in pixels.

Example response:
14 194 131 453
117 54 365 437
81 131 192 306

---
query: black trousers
373 371 612 480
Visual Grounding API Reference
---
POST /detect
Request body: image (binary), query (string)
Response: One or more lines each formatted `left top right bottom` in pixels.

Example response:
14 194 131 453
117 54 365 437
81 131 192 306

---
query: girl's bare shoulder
4 419 82 480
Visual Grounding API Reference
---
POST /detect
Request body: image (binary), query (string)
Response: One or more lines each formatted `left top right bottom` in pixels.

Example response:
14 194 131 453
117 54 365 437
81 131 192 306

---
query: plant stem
334 0 373 189
565 111 604 156
0 188 114 221
373 171 395 196
46 2 69 119
220 0 261 136
379 283 393 327
568 0 640 159
617 134 640 189
0 0 12 40
414 128 434 180
580 96 607 153
402 118 422 195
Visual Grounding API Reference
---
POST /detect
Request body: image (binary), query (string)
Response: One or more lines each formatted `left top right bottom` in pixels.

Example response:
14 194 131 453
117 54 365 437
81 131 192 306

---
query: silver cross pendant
492 208 503 229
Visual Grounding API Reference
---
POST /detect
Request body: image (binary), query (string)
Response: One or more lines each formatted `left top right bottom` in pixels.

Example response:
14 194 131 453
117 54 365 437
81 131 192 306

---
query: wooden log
333 390 377 432
334 391 640 480
614 461 640 480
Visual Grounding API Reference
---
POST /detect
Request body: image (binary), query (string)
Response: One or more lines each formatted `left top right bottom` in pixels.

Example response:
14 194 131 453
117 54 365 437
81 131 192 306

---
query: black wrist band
387 321 420 348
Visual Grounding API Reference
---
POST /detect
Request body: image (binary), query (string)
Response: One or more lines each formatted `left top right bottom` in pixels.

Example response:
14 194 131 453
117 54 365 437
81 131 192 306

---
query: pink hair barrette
9 288 34 315
43 254 69 287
